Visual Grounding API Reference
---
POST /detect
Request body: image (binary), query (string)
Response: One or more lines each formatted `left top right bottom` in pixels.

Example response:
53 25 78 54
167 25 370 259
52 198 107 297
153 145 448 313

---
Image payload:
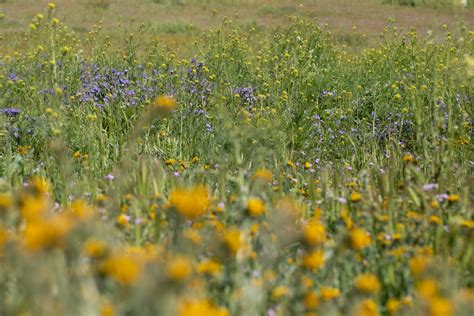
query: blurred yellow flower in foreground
170 186 210 219
100 253 143 285
409 255 429 276
153 95 176 117
167 255 192 281
428 297 452 316
178 299 229 316
252 168 272 183
353 299 379 316
223 228 242 256
303 220 326 246
351 228 372 250
197 259 222 277
83 239 107 258
247 197 265 217
302 250 325 272
320 287 341 301
355 274 381 294
0 193 13 211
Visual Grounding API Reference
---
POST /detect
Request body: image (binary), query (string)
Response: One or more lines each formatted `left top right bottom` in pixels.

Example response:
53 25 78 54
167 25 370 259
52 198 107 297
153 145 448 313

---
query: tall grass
0 3 473 316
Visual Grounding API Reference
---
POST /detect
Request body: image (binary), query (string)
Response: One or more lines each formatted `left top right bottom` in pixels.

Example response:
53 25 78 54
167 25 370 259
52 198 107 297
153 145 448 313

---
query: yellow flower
409 255 429 276
100 303 115 316
351 192 362 202
320 287 341 300
403 154 414 162
165 158 176 166
304 291 320 309
23 215 73 252
429 215 442 225
0 226 8 250
152 95 176 117
183 228 202 245
446 194 460 202
355 274 381 294
68 199 94 221
0 193 13 211
169 186 210 219
83 239 107 258
252 169 272 183
100 253 142 285
271 286 289 299
167 255 192 281
351 228 372 250
303 220 326 246
386 298 401 314
247 197 265 217
460 219 474 229
197 259 222 277
178 299 229 316
428 297 452 316
353 299 379 316
31 176 50 195
416 279 438 300
116 213 130 227
302 250 325 272
223 228 242 256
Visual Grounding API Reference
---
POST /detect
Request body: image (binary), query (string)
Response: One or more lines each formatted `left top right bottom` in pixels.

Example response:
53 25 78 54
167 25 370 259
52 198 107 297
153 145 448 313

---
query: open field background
1 0 474 50
0 1 473 316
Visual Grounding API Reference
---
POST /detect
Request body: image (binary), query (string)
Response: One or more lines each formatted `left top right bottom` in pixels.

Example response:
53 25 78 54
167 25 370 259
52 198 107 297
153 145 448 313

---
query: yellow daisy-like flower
252 168 272 183
271 286 289 299
303 220 326 246
409 255 430 276
351 192 362 202
446 194 460 202
0 193 13 211
353 299 379 316
178 299 229 316
153 95 176 117
83 239 107 258
167 255 193 281
355 274 381 294
320 287 341 301
100 253 142 285
197 259 222 277
302 250 325 272
247 197 265 217
350 228 372 250
169 186 210 219
223 228 242 256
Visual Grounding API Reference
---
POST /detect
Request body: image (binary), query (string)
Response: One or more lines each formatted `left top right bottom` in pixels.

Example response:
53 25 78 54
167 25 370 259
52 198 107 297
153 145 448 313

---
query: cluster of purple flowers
234 85 258 108
74 64 160 108
184 59 213 107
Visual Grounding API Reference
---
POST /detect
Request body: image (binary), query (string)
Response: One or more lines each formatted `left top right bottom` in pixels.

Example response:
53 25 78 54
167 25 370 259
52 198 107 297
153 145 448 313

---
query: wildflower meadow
0 1 473 316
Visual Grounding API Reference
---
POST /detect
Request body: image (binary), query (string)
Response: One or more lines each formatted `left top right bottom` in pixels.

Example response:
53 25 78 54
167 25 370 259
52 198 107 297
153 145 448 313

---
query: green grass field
0 1 473 316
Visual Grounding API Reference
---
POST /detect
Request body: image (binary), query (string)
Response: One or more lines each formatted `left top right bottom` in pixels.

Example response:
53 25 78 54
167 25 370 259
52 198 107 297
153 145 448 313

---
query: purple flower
422 183 438 191
337 197 347 204
104 173 115 180
2 108 21 117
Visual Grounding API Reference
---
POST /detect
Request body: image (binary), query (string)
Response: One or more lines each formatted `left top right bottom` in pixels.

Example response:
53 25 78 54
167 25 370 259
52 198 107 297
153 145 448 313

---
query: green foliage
0 3 473 316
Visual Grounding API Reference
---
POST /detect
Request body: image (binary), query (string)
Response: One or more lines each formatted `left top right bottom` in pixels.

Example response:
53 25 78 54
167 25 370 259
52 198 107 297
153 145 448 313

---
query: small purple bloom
422 183 438 191
2 108 21 117
337 197 347 204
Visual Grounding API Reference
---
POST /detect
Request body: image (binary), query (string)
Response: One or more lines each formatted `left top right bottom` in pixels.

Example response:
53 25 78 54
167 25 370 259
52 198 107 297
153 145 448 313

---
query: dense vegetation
0 3 473 316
